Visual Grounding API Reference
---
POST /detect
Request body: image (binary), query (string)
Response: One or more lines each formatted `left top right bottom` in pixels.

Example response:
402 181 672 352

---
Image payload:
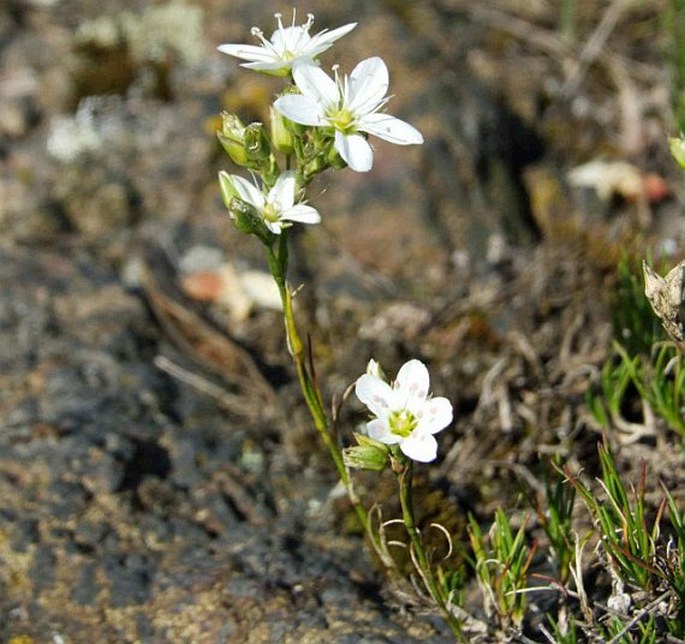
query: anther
250 26 272 49
274 13 285 33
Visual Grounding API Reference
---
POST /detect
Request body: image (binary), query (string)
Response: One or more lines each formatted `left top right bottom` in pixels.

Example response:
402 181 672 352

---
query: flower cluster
216 11 423 236
217 15 449 459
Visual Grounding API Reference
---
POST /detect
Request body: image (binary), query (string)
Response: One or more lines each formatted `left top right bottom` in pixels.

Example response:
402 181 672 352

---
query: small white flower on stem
355 359 452 463
218 12 356 77
274 56 423 172
219 170 320 234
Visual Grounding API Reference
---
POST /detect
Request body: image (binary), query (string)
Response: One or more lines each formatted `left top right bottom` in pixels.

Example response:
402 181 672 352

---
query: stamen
274 13 285 38
389 408 418 438
291 10 310 52
251 25 278 54
305 13 315 31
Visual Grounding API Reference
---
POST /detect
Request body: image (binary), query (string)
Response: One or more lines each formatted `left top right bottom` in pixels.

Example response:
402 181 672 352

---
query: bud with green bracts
217 112 248 166
343 433 389 472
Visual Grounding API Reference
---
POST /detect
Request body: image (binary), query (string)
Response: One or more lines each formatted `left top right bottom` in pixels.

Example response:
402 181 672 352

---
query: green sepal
669 136 685 170
343 433 389 472
270 105 294 155
217 112 248 167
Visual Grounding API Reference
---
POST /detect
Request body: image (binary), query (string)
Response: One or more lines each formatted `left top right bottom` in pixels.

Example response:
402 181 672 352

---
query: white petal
269 172 296 212
290 58 322 73
264 219 285 234
366 419 401 445
217 44 278 63
293 63 339 105
274 95 326 127
348 57 388 114
416 397 453 435
241 60 292 75
271 25 308 53
226 174 265 210
355 374 393 419
335 131 373 172
359 113 424 145
400 432 438 463
305 23 357 56
281 204 321 225
395 359 430 401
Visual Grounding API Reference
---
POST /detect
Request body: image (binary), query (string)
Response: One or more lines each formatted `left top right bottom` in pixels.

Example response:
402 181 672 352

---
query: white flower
274 56 424 172
217 12 356 77
219 170 321 234
355 359 452 463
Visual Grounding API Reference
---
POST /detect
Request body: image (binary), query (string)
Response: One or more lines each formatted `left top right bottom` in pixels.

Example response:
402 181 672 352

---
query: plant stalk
396 458 464 640
266 232 369 534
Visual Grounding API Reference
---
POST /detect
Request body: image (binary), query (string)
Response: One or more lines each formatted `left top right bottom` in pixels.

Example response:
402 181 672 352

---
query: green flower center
263 203 279 223
388 409 418 438
326 107 356 134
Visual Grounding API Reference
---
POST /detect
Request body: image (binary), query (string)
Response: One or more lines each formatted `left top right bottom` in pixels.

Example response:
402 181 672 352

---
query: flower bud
343 433 389 472
270 106 294 155
244 122 272 165
669 136 685 170
217 112 248 166
365 359 386 381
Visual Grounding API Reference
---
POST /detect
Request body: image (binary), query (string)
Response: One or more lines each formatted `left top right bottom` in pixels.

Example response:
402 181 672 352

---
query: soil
1 1 684 642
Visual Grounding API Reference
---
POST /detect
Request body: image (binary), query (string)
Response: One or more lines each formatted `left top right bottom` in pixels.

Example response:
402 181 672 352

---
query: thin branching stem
395 458 465 640
265 232 369 535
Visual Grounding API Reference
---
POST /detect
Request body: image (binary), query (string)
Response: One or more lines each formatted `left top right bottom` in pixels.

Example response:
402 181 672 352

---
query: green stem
559 0 576 43
667 0 685 132
396 458 464 640
265 232 369 534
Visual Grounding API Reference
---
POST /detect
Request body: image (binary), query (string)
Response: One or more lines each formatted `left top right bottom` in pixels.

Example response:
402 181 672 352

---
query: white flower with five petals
219 170 320 234
274 56 424 172
355 359 452 463
218 12 356 77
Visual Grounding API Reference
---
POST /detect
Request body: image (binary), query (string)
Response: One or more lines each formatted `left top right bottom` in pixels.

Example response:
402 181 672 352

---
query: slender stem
265 233 369 534
396 459 464 640
559 0 576 43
